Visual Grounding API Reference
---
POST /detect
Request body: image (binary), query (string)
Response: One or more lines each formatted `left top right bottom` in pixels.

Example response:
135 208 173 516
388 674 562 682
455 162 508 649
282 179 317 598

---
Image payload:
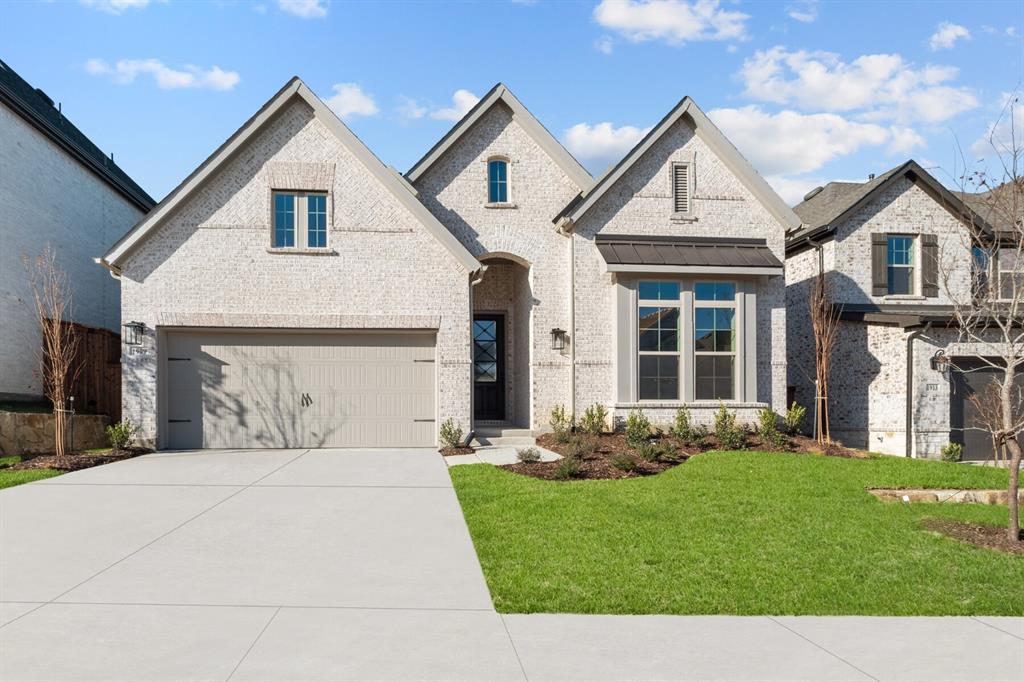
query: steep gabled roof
405 83 593 190
0 58 154 211
555 97 801 232
787 160 988 256
101 77 480 273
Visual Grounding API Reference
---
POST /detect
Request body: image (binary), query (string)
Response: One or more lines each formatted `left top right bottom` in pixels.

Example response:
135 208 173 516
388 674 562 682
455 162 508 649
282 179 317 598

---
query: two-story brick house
100 77 797 449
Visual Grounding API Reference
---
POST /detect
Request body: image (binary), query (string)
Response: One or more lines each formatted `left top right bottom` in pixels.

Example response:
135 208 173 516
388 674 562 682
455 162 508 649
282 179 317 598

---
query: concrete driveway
2 449 1022 681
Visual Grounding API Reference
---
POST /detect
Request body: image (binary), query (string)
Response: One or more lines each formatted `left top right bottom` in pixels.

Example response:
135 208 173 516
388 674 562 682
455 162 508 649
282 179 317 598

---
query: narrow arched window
488 158 508 203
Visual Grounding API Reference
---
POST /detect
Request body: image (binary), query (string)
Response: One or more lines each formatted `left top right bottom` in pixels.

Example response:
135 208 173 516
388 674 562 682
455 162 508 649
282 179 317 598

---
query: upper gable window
272 191 329 250
886 235 916 295
488 158 509 204
672 162 693 216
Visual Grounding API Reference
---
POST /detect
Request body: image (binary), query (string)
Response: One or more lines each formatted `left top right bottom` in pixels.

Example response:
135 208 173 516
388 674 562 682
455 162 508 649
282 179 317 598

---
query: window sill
484 202 518 209
616 401 767 409
882 294 926 301
670 212 696 222
265 247 338 256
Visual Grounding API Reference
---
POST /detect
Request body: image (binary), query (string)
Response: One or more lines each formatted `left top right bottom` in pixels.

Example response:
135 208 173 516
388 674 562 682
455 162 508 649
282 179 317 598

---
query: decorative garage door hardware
300 393 313 407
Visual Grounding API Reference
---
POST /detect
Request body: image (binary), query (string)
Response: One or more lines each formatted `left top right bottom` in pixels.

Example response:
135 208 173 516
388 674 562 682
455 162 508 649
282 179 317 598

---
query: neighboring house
0 58 154 403
786 160 1011 461
100 77 796 450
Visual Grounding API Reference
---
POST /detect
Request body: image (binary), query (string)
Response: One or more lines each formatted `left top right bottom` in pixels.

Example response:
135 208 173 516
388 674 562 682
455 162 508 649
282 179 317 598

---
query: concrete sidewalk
1 449 1021 681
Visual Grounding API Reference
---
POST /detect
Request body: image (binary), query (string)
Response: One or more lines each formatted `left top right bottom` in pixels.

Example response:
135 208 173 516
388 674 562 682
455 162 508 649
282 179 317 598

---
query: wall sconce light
930 349 950 375
550 328 568 351
122 321 146 346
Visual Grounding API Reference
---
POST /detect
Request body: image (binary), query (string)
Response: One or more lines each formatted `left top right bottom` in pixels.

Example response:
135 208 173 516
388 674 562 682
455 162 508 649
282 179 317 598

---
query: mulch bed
440 446 475 456
921 518 1024 555
6 447 150 472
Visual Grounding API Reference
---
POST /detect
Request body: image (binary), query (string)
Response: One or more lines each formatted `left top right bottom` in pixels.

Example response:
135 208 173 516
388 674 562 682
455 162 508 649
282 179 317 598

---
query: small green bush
550 404 574 443
516 447 541 464
624 409 652 448
714 403 747 450
635 442 659 462
553 456 581 480
565 434 598 460
940 442 964 463
757 407 789 451
106 419 137 451
610 452 637 472
670 406 694 442
579 403 608 436
658 441 681 462
784 401 807 435
439 418 464 449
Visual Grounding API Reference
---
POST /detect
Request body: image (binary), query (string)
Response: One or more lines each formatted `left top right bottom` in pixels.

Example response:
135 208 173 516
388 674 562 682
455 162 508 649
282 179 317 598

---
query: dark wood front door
473 315 505 421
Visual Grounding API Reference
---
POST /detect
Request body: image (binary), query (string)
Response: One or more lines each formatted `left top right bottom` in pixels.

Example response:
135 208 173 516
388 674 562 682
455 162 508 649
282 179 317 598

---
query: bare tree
810 271 841 444
940 94 1023 543
24 246 80 463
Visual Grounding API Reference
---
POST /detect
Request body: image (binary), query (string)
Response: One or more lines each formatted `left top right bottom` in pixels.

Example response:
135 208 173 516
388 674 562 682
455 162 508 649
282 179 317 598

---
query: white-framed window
886 235 916 295
487 158 509 204
671 161 693 216
693 282 737 401
637 280 681 400
997 247 1023 300
272 191 329 249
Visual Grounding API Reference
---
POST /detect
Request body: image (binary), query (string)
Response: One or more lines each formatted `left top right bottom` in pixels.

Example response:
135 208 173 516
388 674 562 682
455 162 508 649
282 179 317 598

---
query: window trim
637 280 683 401
486 156 511 206
693 282 738 401
270 190 331 251
670 161 694 219
885 234 918 297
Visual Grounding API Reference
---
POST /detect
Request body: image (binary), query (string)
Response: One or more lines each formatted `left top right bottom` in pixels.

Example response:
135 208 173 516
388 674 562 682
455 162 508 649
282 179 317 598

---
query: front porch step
471 435 537 448
473 425 536 438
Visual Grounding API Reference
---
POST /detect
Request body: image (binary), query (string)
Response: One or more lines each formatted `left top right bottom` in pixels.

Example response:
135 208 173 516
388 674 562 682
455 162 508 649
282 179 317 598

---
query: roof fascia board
405 84 592 190
563 98 802 232
606 264 783 276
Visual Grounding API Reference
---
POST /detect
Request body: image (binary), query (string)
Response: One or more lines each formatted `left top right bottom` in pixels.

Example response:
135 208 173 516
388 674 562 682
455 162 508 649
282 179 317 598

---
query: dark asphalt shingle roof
595 234 783 269
0 58 155 210
792 165 904 232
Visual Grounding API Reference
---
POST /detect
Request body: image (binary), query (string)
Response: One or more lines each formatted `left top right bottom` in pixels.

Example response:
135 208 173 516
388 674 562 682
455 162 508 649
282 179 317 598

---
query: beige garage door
165 330 436 449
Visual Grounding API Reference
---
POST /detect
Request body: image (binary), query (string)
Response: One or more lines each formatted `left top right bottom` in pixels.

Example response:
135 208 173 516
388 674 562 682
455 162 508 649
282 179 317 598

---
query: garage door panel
165 331 437 449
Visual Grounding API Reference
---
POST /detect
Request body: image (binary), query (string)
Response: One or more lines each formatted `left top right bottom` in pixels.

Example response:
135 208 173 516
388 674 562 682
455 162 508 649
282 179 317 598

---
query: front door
473 315 505 421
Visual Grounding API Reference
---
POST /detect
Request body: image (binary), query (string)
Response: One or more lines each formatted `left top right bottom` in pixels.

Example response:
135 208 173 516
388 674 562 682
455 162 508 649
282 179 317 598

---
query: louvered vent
673 164 690 214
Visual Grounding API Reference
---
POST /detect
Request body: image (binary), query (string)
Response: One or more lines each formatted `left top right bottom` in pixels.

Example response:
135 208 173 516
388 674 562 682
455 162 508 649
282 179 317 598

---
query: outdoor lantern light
550 328 568 351
122 321 145 346
930 349 950 375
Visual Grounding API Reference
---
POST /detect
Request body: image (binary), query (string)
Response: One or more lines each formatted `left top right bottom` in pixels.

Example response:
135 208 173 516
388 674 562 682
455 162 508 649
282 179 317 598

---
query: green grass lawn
0 455 62 489
450 451 1022 616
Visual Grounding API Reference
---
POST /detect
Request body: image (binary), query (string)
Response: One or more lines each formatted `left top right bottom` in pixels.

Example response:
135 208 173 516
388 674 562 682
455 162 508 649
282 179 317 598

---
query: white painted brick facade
0 105 145 399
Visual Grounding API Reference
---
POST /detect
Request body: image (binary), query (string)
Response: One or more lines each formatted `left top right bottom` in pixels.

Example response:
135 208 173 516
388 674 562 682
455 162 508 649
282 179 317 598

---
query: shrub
565 434 599 460
579 403 608 436
658 441 681 463
783 401 807 435
757 407 788 451
670 406 694 442
714 403 747 450
940 442 964 463
550 404 574 443
439 418 464 449
624 409 651 448
516 447 541 464
553 456 581 480
635 442 659 462
610 452 637 472
106 418 137 451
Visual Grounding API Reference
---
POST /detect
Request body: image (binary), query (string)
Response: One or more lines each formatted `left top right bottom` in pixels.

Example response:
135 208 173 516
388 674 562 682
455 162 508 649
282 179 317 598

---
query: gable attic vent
672 163 691 213
803 186 824 202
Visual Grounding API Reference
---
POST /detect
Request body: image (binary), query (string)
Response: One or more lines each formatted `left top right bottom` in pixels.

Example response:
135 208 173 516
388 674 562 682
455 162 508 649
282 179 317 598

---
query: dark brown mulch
506 432 689 480
7 447 150 472
440 446 475 456
921 518 1024 555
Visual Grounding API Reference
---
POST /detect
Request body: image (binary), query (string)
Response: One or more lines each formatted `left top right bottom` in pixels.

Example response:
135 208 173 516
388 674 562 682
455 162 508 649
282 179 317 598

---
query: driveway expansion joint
768 616 880 682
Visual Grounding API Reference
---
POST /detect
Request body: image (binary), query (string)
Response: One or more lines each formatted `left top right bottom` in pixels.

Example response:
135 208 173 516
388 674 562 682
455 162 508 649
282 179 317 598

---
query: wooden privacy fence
65 322 121 422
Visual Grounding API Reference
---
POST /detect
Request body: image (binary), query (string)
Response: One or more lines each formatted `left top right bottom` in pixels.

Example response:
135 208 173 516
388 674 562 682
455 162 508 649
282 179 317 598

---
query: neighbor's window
694 282 736 401
488 158 508 203
887 235 916 295
971 246 990 300
638 281 681 400
672 162 692 215
272 191 328 249
998 247 1024 300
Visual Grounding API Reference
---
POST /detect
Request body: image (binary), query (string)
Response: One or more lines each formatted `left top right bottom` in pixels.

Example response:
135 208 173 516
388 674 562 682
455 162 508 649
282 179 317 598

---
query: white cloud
786 0 817 23
593 0 749 46
929 22 970 50
887 126 927 154
84 58 240 90
595 36 615 54
563 121 651 171
278 0 327 18
765 175 827 206
971 92 1023 158
430 89 480 121
325 83 378 120
397 96 427 120
78 0 150 14
738 47 978 124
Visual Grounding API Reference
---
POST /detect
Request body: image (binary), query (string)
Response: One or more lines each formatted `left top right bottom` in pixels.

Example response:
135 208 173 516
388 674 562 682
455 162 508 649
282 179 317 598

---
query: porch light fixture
930 349 950 375
550 328 568 351
122 321 146 346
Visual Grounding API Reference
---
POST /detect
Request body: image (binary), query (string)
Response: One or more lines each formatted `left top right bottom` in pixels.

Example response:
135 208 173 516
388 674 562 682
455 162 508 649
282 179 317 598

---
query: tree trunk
1006 437 1021 543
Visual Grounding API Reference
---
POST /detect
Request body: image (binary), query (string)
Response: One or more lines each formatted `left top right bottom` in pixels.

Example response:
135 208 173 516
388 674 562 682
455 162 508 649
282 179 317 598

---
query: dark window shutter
871 233 888 296
922 234 939 297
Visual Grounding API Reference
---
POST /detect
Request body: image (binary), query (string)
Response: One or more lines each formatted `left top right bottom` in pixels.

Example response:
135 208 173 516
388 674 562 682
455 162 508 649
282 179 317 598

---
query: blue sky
4 0 1022 204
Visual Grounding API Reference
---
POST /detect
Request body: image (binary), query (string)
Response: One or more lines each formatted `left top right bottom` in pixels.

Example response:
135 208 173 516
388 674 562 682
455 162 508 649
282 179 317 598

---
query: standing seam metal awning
595 235 784 273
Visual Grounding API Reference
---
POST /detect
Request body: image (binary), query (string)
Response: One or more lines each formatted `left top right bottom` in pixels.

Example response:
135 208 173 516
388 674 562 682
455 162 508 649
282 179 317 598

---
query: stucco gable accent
556 97 801 233
405 83 592 191
101 77 480 274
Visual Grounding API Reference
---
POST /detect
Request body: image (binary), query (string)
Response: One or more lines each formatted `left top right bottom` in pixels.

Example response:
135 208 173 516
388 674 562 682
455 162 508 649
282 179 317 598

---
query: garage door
950 358 1022 462
164 330 436 449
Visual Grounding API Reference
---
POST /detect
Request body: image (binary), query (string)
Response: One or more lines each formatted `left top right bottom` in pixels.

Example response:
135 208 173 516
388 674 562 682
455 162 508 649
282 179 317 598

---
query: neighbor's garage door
950 358 1023 462
164 330 436 449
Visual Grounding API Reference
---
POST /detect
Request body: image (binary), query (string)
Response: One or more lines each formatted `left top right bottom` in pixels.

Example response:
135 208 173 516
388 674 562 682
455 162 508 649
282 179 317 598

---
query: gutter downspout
905 322 931 458
556 218 576 421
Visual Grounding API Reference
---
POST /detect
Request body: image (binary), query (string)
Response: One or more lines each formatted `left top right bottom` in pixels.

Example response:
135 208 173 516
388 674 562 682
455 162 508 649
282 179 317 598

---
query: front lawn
0 455 62 489
451 451 1021 615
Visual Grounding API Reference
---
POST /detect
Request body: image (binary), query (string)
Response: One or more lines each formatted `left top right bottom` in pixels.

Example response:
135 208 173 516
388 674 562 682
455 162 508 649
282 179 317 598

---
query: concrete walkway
1 449 1021 681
